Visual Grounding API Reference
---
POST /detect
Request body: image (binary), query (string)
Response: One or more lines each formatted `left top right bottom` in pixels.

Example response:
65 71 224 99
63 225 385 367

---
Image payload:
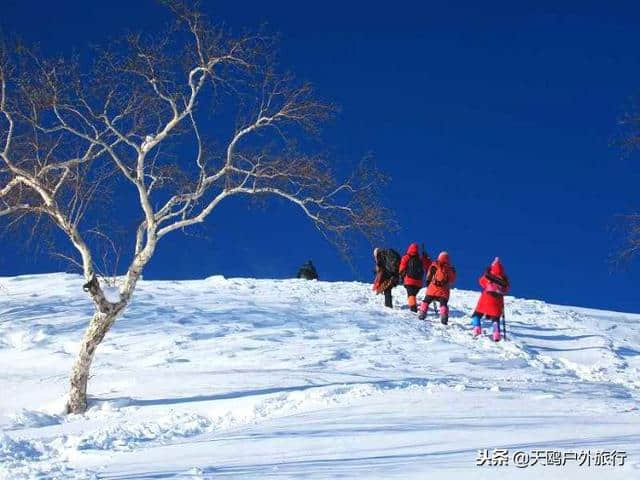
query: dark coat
297 261 318 280
373 248 401 293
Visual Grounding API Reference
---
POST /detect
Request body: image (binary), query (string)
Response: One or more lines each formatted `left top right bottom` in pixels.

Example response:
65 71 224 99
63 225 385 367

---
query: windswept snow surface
0 273 639 479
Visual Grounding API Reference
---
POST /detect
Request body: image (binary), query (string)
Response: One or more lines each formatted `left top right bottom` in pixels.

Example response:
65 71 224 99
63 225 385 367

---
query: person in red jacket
471 257 510 341
418 251 456 324
398 243 431 312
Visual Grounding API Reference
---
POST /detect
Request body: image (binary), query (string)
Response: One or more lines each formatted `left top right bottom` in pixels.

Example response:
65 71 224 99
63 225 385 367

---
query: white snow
101 284 121 304
0 273 639 479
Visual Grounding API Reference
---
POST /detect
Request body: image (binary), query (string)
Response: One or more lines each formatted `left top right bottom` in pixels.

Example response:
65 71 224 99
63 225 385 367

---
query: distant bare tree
0 1 391 413
617 99 640 260
620 215 640 260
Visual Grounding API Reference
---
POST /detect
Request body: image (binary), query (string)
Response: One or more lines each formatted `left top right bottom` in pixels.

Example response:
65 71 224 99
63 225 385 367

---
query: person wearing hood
471 257 510 341
418 251 456 324
372 247 401 308
398 242 431 312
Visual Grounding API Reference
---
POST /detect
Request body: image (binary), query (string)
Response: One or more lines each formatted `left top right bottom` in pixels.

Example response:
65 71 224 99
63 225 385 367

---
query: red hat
437 251 450 263
490 257 504 276
407 243 419 255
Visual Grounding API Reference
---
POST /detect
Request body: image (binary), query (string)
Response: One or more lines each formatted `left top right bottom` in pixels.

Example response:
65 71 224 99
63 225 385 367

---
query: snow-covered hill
0 273 639 479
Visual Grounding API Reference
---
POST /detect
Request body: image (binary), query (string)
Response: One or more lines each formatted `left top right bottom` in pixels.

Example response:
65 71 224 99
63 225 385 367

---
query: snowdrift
0 273 639 479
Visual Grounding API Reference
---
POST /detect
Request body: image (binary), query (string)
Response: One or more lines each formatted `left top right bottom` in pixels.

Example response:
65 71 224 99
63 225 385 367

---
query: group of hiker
295 245 510 342
372 243 510 342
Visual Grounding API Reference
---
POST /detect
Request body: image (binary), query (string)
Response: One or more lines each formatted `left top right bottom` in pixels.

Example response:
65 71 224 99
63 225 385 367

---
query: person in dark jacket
372 247 400 308
297 260 318 280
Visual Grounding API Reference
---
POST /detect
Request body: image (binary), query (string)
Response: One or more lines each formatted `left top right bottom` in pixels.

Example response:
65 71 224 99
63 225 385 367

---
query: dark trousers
405 285 420 312
423 295 448 307
404 285 421 297
383 288 393 308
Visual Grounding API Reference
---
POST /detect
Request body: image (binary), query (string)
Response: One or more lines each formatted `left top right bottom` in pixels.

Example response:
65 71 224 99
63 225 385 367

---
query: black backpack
381 249 401 275
406 255 424 279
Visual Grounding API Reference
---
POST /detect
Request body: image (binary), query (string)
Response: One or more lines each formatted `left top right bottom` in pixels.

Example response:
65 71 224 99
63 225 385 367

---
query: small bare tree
0 1 390 414
617 99 640 260
620 216 640 260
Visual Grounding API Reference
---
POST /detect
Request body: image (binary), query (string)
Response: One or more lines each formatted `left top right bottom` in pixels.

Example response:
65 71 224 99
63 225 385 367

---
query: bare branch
616 97 640 261
0 1 392 414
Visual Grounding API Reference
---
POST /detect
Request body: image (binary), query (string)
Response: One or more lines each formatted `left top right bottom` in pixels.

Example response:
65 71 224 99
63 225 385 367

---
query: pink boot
439 305 449 325
418 301 429 321
492 322 501 342
473 326 482 336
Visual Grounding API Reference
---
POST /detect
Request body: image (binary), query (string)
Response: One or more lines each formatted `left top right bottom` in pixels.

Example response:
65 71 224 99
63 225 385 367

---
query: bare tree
617 99 640 260
0 1 391 414
619 215 640 260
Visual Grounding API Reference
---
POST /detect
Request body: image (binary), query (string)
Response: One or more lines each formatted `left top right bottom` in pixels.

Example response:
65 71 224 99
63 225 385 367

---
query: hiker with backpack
418 251 456 324
398 243 431 312
373 247 401 308
470 257 510 342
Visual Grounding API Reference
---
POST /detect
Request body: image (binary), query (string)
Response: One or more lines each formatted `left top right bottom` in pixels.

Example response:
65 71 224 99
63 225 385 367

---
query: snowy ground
0 273 639 479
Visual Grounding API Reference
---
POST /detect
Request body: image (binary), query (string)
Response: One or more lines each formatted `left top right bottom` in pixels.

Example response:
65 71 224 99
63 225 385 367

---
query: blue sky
2 1 640 312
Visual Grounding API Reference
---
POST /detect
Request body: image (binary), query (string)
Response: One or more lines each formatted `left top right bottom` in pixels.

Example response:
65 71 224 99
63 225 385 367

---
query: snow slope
0 273 639 479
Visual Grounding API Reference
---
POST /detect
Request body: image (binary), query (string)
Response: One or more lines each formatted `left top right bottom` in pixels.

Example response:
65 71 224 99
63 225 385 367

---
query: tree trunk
66 310 121 414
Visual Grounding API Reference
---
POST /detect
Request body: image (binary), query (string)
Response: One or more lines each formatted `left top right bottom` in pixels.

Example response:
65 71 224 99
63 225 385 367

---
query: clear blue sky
2 1 640 312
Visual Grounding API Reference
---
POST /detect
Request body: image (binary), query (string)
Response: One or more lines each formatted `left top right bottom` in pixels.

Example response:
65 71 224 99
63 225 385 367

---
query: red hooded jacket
475 259 510 318
399 243 431 288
